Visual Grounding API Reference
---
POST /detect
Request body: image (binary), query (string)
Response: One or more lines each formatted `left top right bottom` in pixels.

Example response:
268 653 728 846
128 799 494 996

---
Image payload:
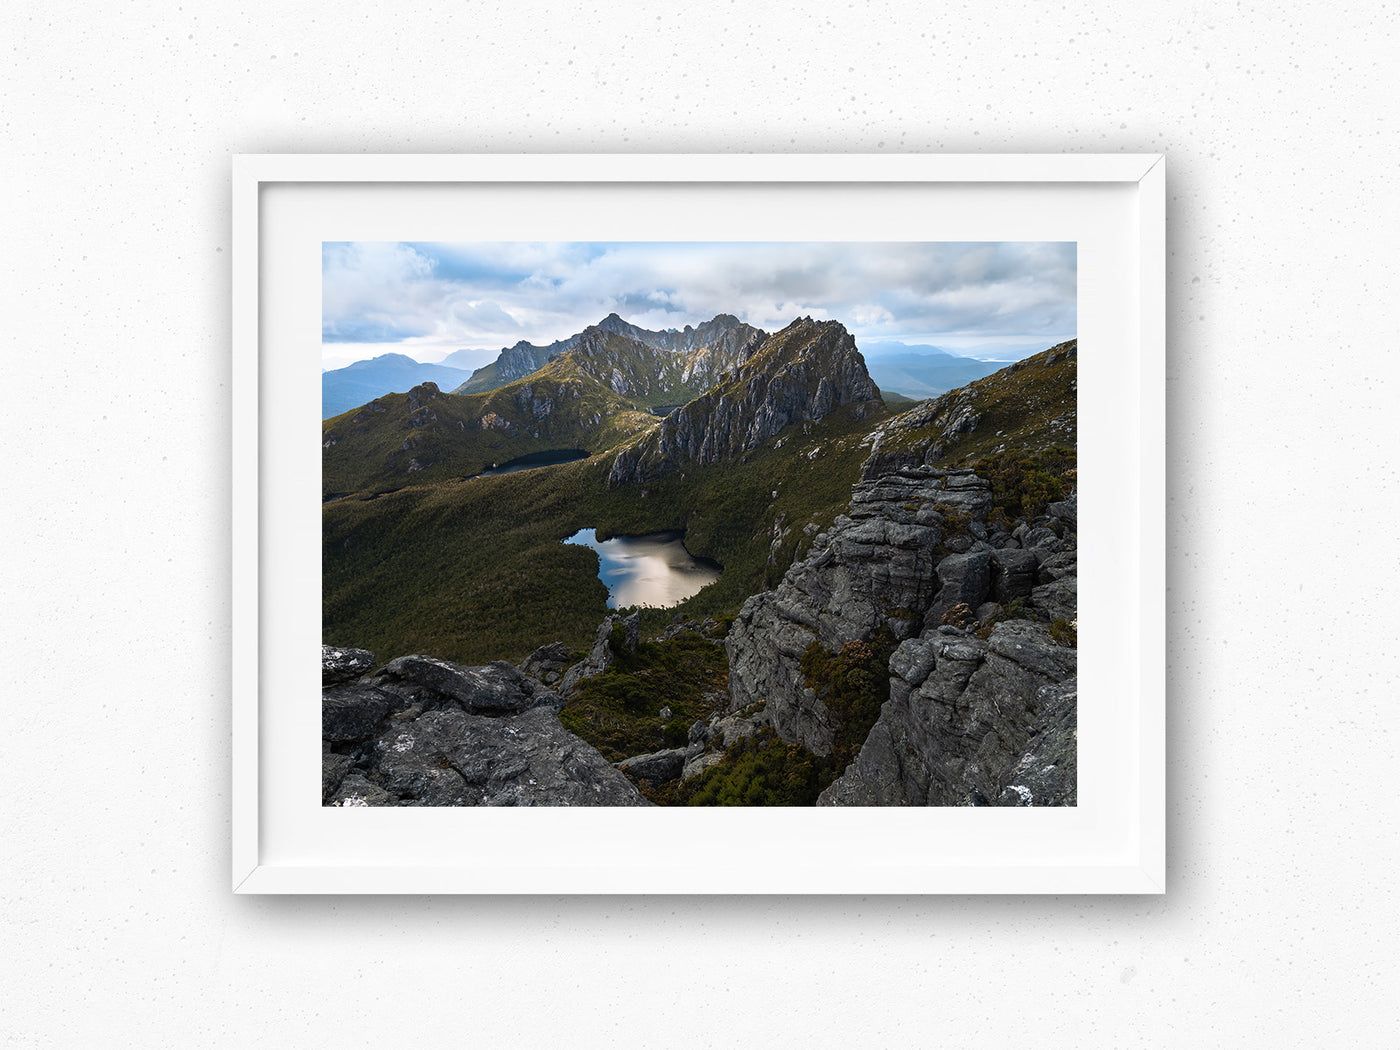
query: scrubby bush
680 728 832 806
1049 618 1078 647
975 447 1076 521
800 629 895 769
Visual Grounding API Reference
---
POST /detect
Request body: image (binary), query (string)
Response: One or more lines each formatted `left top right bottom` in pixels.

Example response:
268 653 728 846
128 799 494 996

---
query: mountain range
322 310 1077 808
321 354 474 419
322 314 1010 419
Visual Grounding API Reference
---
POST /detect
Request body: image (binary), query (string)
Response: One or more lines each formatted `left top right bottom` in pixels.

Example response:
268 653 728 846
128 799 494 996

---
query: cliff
607 317 881 487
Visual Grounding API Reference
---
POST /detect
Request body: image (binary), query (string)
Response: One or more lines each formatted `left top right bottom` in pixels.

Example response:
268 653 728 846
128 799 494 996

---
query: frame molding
232 153 1165 894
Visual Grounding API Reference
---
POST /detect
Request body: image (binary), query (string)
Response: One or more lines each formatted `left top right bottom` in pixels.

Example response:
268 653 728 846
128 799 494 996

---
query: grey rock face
558 612 640 695
817 621 1077 806
379 655 561 714
616 748 688 783
727 467 994 756
726 418 1077 803
519 641 574 686
323 648 647 806
322 644 377 686
608 318 880 487
995 680 1077 807
368 707 649 807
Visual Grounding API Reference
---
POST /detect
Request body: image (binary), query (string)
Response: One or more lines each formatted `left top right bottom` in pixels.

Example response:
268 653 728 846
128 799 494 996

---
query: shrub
799 629 895 769
941 602 975 629
1049 618 1078 647
679 728 833 806
975 447 1076 521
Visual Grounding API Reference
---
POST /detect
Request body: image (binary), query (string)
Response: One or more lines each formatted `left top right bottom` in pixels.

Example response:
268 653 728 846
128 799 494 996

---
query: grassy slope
323 401 888 666
321 371 655 497
875 339 1077 465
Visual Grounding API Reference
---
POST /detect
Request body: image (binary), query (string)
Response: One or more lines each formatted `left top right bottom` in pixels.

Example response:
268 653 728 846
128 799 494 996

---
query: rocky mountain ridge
534 320 767 412
607 317 881 487
451 312 765 397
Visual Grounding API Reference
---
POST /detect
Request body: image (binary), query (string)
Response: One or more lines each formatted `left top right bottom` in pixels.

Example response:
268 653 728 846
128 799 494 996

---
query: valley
321 311 1078 808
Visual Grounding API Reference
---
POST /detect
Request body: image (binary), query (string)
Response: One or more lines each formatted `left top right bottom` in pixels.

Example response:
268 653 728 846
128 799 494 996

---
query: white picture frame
232 153 1165 894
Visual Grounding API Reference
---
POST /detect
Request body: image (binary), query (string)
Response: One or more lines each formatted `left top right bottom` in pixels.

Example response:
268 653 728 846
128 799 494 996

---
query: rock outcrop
726 466 994 755
816 621 1076 806
607 318 880 487
321 644 377 686
557 612 640 695
726 446 1078 805
321 646 649 807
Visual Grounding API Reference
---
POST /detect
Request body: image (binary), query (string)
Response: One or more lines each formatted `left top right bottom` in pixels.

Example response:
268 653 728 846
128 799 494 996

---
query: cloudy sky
321 241 1076 371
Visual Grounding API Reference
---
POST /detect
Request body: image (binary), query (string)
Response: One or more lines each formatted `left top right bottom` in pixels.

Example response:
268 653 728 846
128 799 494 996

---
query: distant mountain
322 354 474 419
858 341 1005 400
451 313 766 398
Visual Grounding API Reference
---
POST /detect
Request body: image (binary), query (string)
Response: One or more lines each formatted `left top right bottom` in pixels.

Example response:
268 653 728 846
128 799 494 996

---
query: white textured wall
3 1 1397 1045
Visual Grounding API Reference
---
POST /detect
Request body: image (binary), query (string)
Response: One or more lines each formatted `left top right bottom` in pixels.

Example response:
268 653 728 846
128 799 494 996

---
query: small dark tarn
476 449 589 477
649 405 684 417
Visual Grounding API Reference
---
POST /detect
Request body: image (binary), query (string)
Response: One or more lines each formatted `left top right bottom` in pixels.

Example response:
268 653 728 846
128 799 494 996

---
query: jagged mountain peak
607 317 881 487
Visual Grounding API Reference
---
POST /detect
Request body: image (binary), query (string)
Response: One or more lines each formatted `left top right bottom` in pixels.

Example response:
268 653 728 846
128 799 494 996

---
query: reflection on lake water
564 528 722 609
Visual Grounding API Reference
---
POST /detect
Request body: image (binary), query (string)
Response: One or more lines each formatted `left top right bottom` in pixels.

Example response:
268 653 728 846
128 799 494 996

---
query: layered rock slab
322 646 648 807
816 621 1076 806
726 467 991 756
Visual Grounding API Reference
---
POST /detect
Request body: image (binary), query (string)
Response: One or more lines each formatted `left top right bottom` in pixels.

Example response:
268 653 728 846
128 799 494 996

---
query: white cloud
322 241 1076 364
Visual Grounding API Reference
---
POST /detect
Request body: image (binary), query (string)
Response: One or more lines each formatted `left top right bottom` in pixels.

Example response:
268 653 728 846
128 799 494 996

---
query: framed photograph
233 154 1164 893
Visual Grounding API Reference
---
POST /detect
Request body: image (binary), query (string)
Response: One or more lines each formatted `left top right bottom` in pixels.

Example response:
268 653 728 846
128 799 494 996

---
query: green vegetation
978 446 1077 521
559 630 729 764
799 629 896 768
323 402 889 666
322 372 656 497
877 339 1077 468
1049 618 1078 647
676 728 835 806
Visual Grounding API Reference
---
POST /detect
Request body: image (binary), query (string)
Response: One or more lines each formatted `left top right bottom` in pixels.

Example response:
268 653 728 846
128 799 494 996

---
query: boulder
379 655 561 714
1046 494 1077 526
559 612 640 695
989 548 1039 603
616 748 688 783
322 644 376 686
928 551 992 623
328 773 395 808
370 706 650 807
322 683 395 742
322 751 355 802
519 641 574 685
1030 575 1078 622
